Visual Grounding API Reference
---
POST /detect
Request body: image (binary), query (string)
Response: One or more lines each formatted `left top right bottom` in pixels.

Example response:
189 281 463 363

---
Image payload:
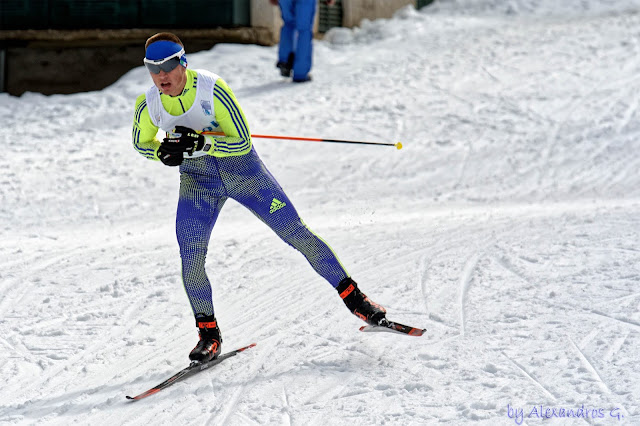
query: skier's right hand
157 144 183 166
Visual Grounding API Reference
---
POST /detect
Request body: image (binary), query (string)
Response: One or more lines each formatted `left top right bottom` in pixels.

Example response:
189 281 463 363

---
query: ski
360 319 425 336
126 343 256 401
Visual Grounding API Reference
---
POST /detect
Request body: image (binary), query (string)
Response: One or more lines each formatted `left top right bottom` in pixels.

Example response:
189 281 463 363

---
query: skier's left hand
162 126 206 155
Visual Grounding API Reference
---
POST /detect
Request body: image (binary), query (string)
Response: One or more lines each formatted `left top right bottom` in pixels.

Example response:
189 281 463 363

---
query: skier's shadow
235 80 294 98
0 382 134 421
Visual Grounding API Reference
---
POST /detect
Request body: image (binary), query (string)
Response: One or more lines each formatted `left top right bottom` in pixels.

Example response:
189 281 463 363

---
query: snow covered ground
1 0 639 424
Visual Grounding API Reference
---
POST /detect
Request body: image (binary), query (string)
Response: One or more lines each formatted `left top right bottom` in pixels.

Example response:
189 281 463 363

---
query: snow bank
426 0 640 16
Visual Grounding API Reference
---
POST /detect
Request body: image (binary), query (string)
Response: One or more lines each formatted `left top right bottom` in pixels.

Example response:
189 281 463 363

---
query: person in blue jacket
270 0 334 82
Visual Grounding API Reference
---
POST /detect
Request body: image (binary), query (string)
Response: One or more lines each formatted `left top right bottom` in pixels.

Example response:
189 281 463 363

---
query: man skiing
132 32 387 364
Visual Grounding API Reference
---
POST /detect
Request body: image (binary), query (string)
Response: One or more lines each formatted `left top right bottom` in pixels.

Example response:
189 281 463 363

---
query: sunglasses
143 49 186 74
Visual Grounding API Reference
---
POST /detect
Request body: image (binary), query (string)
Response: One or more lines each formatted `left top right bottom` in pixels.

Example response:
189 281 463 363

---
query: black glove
162 126 206 155
157 145 183 167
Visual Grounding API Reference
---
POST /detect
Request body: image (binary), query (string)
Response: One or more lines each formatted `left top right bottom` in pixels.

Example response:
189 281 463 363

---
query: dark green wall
0 0 250 30
417 0 434 10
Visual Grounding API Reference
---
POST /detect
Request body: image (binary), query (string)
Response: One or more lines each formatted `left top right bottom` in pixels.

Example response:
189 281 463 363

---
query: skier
132 32 387 363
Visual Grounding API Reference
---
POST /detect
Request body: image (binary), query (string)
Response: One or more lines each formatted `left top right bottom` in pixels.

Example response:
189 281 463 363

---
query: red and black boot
189 315 222 363
336 277 387 325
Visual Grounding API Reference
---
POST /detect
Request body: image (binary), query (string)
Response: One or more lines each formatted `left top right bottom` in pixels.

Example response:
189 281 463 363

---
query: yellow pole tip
396 142 403 150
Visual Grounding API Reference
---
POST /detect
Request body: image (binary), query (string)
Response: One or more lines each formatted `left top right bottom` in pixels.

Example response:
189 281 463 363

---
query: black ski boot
276 53 295 77
336 277 387 325
189 315 222 363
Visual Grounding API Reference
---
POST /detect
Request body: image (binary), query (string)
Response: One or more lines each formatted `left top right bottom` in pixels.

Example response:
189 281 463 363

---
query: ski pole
202 131 403 150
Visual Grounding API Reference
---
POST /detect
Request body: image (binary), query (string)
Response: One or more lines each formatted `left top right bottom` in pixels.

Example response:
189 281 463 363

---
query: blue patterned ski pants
176 147 349 317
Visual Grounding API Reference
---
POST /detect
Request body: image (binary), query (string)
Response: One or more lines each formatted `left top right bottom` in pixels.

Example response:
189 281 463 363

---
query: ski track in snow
1 0 640 424
500 351 559 402
459 253 481 338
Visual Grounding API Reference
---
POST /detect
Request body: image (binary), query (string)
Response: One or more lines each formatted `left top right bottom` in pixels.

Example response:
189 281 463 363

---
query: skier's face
150 65 187 97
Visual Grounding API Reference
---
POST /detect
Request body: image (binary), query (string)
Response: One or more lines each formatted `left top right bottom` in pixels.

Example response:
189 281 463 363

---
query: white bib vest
146 69 222 158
